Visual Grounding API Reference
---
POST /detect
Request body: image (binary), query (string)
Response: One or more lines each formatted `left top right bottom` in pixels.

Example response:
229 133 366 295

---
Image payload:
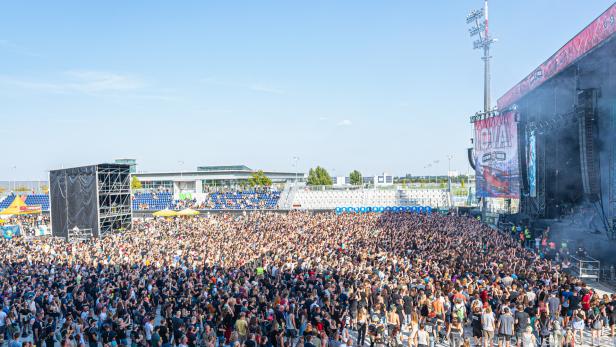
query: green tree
131 176 142 190
0 186 5 194
40 184 49 194
306 166 333 186
349 170 362 185
248 170 272 187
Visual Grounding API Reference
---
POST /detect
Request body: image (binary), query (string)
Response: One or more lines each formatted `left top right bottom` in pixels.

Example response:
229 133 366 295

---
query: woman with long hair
357 307 368 347
407 312 419 347
537 311 550 346
447 317 464 347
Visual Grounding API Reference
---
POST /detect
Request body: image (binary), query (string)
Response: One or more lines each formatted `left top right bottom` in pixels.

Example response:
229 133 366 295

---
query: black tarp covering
50 166 98 238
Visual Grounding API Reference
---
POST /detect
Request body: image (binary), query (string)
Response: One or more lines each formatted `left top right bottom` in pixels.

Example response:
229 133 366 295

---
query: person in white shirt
416 323 429 347
144 317 154 345
482 307 496 347
0 309 7 338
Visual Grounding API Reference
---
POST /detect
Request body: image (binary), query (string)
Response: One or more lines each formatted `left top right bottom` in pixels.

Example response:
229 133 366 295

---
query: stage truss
96 164 132 237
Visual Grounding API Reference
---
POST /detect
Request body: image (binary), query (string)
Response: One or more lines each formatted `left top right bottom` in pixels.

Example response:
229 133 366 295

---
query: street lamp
11 166 17 193
446 155 453 192
292 156 299 185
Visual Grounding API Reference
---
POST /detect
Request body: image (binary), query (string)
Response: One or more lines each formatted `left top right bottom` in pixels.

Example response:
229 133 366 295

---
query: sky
1 0 614 180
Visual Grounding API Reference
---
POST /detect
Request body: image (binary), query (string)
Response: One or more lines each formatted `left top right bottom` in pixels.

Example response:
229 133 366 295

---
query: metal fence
568 255 601 281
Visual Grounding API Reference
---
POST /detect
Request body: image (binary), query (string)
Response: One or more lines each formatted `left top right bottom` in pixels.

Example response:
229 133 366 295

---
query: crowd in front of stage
0 211 613 347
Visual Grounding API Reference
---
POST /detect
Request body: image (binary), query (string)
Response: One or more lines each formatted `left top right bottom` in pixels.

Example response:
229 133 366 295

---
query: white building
134 165 304 199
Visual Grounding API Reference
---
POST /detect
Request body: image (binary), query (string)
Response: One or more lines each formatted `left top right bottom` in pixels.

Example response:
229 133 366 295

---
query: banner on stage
527 129 537 197
474 110 520 198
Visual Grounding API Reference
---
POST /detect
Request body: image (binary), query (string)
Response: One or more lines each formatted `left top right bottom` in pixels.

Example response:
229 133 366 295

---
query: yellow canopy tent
0 196 42 215
152 209 178 217
177 208 200 216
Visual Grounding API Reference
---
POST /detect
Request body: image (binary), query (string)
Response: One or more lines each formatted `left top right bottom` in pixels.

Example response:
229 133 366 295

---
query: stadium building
134 164 303 196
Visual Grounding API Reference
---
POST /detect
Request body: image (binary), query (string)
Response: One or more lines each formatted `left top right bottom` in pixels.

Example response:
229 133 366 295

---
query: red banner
498 4 616 109
474 111 520 198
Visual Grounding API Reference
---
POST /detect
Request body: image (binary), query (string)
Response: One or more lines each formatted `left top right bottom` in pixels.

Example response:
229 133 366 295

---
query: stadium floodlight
473 39 482 49
466 9 484 24
469 24 485 37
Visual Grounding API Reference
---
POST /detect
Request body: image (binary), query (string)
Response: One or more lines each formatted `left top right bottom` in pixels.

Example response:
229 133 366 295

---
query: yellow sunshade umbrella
0 197 42 215
152 209 178 217
177 208 200 216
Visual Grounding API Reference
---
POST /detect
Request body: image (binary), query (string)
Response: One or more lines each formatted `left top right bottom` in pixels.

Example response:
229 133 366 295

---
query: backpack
455 305 465 321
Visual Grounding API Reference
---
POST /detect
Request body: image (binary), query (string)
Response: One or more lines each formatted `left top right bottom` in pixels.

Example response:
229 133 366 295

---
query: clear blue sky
1 1 614 180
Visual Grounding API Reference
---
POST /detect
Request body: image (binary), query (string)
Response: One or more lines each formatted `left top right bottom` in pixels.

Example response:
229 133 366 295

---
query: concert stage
476 3 616 240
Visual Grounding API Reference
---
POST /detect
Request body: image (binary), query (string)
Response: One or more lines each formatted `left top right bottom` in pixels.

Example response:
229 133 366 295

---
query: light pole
12 166 17 194
467 0 495 115
292 156 299 185
446 155 453 192
467 0 496 216
177 161 184 195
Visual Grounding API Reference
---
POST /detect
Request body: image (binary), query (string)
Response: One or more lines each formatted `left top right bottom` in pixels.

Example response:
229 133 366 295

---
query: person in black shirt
101 324 117 346
403 294 413 325
158 322 171 347
514 304 529 346
32 314 44 347
130 326 145 347
86 319 98 347
114 318 129 346
245 333 257 347
43 317 55 347
471 306 483 347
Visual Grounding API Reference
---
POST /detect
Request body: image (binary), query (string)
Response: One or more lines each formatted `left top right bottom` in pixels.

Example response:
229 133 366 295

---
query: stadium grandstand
282 185 453 209
131 189 281 210
0 181 472 213
0 165 474 212
0 194 50 211
132 191 173 210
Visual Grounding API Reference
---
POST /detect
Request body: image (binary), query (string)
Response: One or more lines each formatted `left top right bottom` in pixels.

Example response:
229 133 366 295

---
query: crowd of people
0 211 614 347
0 214 49 237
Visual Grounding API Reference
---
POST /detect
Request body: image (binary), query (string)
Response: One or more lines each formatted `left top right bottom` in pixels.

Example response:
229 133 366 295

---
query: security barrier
335 206 433 214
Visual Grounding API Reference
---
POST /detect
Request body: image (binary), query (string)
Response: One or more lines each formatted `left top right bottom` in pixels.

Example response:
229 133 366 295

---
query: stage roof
498 3 616 110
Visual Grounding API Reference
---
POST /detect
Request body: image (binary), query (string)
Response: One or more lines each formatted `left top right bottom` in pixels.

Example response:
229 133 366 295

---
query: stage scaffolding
50 164 132 240
96 164 132 237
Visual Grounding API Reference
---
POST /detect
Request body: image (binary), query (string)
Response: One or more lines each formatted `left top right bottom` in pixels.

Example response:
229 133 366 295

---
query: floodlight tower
467 0 496 215
467 0 496 115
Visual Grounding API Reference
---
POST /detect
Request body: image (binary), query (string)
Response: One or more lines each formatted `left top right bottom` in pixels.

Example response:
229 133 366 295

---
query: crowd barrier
335 206 433 214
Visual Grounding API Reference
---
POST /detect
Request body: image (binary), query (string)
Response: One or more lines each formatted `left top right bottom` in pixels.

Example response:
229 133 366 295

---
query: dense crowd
0 212 613 347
